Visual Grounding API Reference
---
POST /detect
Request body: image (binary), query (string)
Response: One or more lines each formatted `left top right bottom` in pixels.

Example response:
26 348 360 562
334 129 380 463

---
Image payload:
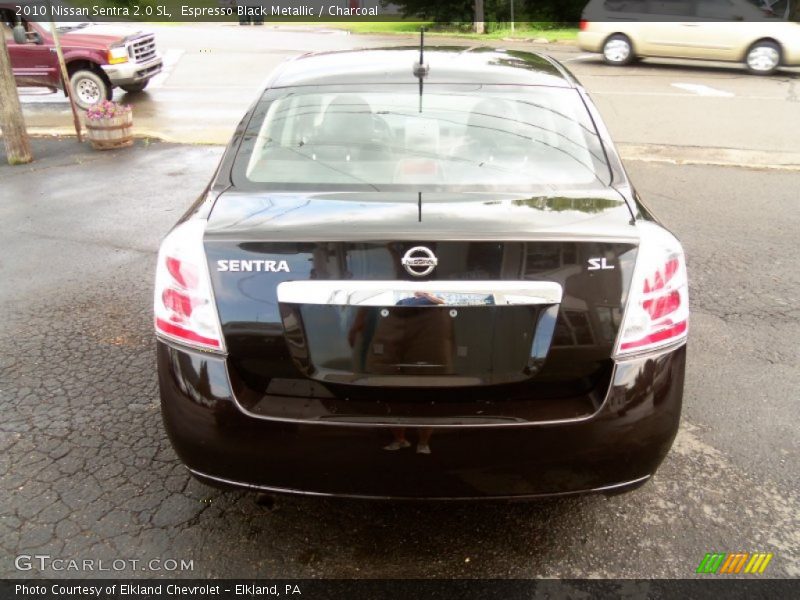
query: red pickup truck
1 8 162 109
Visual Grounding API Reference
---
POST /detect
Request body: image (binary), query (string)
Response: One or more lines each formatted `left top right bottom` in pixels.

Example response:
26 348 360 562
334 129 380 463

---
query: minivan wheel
746 41 781 75
69 69 112 109
603 34 634 66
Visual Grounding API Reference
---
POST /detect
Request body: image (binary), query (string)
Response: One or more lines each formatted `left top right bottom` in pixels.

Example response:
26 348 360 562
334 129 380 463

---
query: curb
9 130 800 171
20 127 228 146
618 144 800 172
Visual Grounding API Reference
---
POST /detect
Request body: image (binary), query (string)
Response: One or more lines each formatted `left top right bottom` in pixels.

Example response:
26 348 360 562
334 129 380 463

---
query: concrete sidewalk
7 132 800 173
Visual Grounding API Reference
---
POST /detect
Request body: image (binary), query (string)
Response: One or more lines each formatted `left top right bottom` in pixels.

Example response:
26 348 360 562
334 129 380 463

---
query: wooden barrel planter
85 111 134 150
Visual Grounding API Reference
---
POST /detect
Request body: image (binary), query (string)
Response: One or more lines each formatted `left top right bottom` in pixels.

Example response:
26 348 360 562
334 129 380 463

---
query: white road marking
147 48 185 89
670 83 735 97
562 53 595 63
592 91 785 100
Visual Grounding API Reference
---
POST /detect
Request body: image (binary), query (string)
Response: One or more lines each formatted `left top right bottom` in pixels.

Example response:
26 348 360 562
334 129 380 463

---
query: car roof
269 47 576 89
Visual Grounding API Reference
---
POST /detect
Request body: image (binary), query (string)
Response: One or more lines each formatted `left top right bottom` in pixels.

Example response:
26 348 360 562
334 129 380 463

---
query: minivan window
603 0 652 14
647 0 695 16
233 84 610 192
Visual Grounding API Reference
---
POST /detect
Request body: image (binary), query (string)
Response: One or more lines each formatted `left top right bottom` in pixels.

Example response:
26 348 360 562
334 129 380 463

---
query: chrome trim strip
188 468 651 500
277 280 563 307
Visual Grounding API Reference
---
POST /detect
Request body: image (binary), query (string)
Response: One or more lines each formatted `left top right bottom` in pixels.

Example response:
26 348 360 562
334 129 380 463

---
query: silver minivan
578 0 800 74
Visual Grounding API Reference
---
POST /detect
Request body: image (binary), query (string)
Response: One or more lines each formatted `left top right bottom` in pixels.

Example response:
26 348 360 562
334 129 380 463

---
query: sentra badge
217 260 289 273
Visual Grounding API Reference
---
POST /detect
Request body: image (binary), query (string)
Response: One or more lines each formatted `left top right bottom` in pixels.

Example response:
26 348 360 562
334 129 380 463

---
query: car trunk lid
203 189 638 420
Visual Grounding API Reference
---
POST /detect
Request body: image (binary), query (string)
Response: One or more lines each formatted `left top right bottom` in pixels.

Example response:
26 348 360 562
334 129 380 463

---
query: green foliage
388 0 585 25
387 0 475 22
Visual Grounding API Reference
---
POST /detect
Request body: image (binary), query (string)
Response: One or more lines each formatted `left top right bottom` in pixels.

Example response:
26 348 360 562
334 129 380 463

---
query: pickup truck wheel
69 69 112 109
120 81 149 93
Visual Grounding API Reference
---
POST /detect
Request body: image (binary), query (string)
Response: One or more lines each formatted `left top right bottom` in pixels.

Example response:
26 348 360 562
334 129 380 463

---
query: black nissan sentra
154 47 688 499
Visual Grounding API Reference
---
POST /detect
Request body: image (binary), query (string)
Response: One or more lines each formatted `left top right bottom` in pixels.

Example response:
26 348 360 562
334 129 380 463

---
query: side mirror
11 24 41 44
12 24 26 44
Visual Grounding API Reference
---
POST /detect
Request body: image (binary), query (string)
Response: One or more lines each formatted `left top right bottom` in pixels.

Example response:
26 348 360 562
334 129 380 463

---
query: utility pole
474 0 485 34
48 0 82 141
510 0 515 33
0 33 33 165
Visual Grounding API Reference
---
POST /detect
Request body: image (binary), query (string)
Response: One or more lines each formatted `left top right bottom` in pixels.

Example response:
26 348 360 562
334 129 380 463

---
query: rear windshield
232 84 610 192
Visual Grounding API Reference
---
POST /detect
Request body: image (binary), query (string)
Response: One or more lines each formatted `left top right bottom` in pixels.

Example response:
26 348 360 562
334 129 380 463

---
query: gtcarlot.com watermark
15 554 194 572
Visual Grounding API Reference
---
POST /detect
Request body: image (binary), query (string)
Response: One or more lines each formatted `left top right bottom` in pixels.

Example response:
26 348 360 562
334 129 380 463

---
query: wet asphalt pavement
0 138 798 578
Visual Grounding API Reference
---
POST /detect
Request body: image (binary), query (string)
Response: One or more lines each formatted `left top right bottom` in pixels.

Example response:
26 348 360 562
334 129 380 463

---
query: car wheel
602 34 634 66
745 41 781 75
69 69 111 109
120 81 149 93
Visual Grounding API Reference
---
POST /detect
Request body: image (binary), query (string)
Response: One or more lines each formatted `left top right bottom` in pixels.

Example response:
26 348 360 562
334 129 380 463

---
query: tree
0 34 32 165
474 0 485 33
388 0 585 28
388 0 474 22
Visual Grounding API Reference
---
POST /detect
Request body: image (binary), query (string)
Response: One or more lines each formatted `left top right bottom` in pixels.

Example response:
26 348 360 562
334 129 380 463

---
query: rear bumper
157 341 685 499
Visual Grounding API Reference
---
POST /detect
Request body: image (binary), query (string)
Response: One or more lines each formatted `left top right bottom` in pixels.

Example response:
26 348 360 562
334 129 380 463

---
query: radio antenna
413 27 429 113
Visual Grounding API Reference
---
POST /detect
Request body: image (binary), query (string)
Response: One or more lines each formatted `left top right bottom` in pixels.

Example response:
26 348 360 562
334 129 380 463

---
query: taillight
154 220 225 352
579 20 589 31
614 223 689 356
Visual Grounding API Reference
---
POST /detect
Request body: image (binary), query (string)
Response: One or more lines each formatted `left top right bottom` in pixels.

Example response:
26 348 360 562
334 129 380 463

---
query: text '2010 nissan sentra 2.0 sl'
154 46 688 500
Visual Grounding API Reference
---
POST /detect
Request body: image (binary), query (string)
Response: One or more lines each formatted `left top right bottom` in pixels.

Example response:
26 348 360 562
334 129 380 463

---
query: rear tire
745 41 781 75
120 81 149 93
69 69 111 110
603 34 635 66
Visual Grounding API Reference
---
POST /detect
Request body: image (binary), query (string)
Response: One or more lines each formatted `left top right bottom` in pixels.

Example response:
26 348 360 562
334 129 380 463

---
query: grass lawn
441 26 579 41
465 26 578 41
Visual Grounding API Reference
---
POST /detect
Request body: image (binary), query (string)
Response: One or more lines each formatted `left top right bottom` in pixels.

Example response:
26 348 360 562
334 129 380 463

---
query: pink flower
86 100 131 120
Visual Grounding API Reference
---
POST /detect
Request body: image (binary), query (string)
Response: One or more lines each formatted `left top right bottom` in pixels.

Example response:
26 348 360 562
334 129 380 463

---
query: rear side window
601 0 764 17
232 84 610 192
647 0 695 16
602 0 653 14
